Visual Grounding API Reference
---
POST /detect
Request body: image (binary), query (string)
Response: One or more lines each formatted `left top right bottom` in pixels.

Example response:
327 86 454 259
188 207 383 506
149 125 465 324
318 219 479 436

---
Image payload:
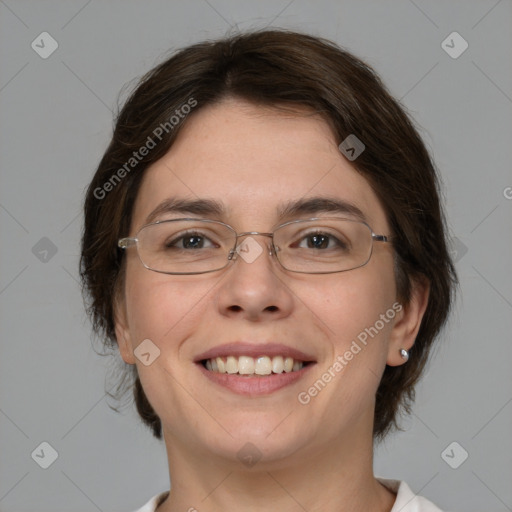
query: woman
81 30 456 512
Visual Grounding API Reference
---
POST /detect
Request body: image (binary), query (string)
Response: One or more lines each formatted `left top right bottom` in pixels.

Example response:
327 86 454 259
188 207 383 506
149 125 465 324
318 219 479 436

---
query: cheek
294 271 398 423
123 264 213 347
311 264 396 336
304 260 398 388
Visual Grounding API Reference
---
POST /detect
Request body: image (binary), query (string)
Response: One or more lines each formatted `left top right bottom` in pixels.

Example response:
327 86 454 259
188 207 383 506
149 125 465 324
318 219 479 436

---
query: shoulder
131 491 169 512
377 478 447 512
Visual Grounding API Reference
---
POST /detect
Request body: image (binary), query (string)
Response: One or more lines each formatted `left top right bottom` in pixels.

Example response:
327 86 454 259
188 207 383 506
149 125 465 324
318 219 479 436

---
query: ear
386 276 430 366
114 293 136 365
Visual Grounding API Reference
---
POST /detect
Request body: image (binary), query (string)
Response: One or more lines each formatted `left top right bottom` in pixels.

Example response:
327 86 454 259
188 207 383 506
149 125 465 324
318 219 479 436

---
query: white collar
134 479 446 512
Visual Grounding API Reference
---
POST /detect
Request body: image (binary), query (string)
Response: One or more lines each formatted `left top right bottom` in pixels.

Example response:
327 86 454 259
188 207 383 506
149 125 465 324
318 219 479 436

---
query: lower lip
196 362 315 396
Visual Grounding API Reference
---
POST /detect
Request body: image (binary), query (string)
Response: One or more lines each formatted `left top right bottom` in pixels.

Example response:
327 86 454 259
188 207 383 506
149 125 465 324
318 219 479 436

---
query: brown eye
165 231 216 250
306 234 330 249
295 232 348 251
179 235 205 249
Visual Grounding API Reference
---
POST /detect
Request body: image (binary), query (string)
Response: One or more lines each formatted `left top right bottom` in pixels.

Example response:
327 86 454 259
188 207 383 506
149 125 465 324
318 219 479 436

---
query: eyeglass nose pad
270 242 283 261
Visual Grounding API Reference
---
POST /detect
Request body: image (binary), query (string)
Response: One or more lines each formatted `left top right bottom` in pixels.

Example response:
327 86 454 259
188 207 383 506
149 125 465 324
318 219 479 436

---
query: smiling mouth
201 355 313 376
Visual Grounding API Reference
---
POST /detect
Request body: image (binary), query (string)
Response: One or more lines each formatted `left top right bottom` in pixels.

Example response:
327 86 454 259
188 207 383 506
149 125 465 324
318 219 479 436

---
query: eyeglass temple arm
372 234 389 243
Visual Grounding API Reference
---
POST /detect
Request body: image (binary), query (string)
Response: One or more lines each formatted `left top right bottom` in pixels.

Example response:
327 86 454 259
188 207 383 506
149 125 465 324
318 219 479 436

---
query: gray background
1 1 511 511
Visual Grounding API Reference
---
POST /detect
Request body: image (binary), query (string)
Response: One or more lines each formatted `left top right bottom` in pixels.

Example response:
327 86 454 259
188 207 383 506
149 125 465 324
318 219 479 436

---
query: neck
156 416 396 512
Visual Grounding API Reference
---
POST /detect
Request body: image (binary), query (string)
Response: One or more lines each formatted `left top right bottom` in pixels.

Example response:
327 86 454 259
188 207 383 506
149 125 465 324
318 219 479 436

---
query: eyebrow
145 196 367 225
277 197 367 222
145 197 225 224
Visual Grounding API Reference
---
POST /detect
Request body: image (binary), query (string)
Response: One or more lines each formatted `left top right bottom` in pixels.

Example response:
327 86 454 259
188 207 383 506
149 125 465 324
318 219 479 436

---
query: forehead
131 99 389 232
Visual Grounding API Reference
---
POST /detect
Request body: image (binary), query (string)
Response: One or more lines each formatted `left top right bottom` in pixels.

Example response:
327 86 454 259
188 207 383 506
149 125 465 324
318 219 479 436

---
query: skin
115 98 429 512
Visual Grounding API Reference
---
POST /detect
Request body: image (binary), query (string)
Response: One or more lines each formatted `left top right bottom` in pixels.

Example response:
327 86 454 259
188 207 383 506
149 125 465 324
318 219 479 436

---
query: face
115 98 424 469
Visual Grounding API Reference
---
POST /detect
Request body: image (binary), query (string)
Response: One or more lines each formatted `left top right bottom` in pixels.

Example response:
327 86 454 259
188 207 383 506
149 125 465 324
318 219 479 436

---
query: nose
215 233 294 322
228 232 275 265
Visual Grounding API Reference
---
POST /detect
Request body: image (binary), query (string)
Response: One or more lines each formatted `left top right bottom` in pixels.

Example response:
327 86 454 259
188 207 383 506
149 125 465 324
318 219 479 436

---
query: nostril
228 305 243 312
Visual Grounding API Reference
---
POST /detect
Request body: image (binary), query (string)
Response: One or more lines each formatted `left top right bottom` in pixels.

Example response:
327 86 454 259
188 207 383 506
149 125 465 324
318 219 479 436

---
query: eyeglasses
118 217 391 275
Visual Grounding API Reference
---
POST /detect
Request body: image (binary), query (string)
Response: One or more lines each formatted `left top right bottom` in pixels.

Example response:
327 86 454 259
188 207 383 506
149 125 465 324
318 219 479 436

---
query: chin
203 417 316 467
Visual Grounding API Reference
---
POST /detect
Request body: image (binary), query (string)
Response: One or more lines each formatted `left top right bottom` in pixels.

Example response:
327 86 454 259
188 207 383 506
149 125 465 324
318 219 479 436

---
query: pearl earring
399 348 409 362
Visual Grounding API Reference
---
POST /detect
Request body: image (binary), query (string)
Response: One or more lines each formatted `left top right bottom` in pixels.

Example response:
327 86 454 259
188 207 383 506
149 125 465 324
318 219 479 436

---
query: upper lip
194 342 317 363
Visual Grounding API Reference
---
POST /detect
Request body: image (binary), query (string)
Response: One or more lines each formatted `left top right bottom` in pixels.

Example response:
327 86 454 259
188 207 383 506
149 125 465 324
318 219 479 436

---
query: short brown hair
80 29 457 441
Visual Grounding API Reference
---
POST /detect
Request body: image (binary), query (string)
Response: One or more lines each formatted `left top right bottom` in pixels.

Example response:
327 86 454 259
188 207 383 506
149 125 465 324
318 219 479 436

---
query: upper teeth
205 355 304 375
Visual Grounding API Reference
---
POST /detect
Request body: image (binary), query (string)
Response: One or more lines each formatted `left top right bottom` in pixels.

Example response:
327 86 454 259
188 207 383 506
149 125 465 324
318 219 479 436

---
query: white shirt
131 478 446 511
